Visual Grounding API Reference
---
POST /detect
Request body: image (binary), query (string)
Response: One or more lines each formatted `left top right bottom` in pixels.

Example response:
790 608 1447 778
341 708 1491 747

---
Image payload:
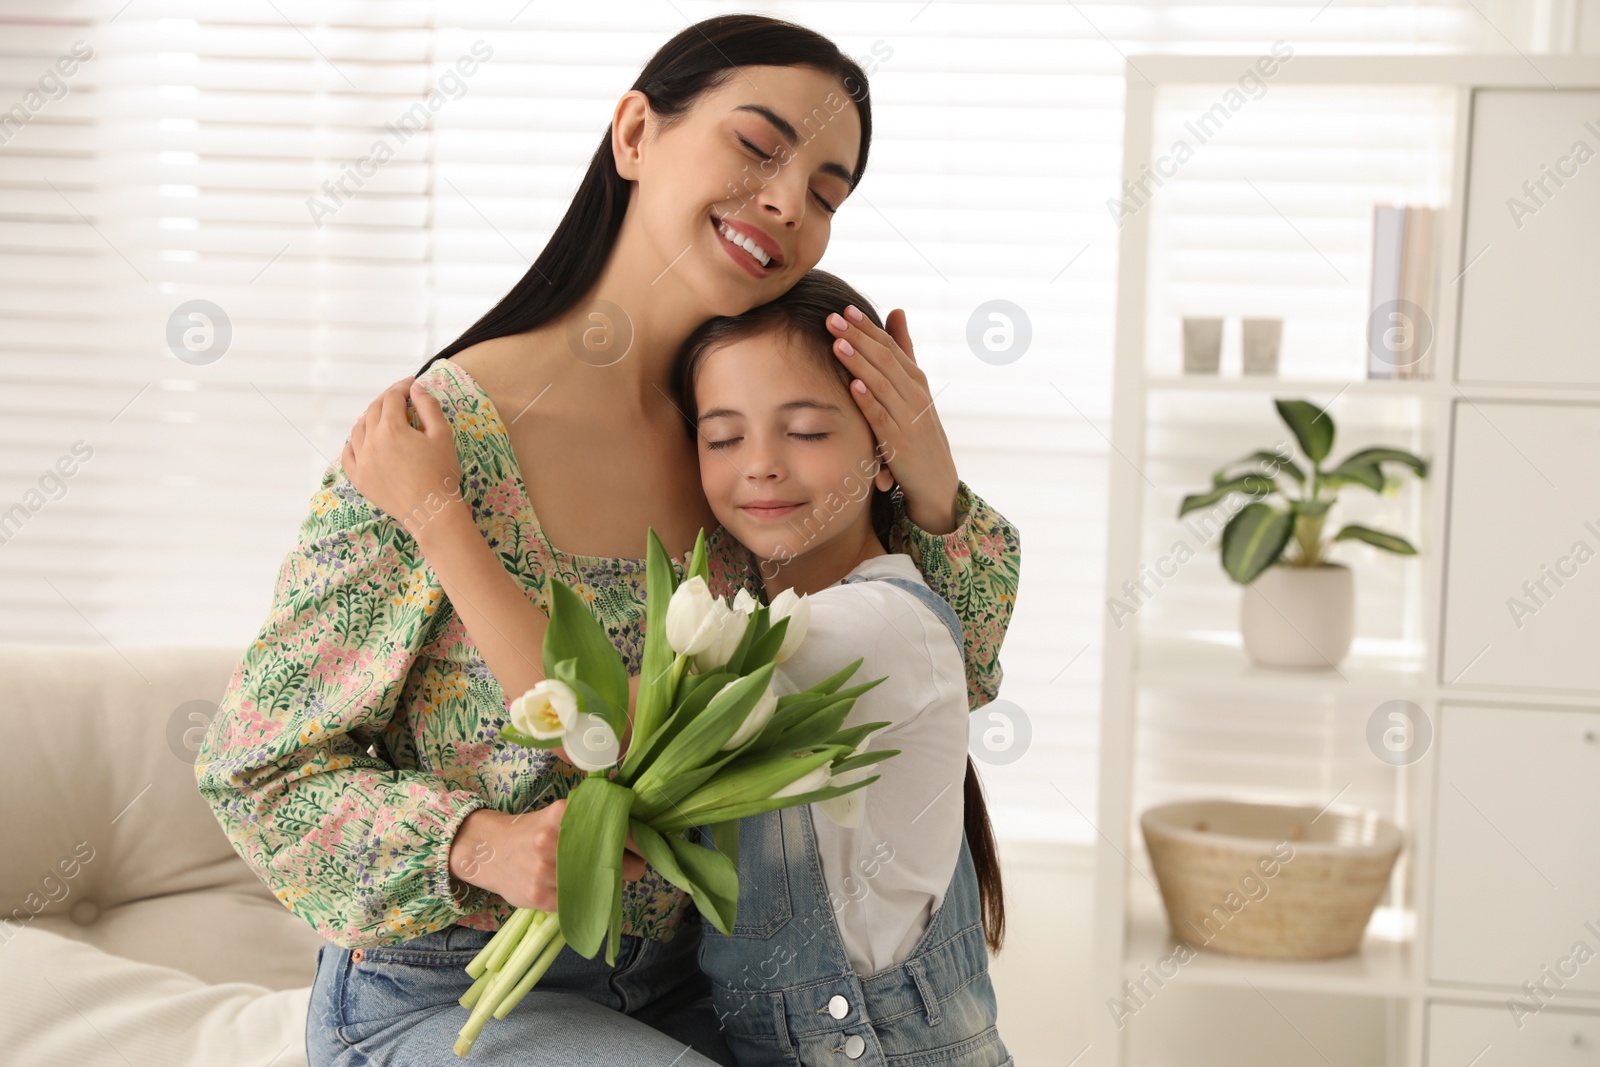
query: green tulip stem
493 929 568 1018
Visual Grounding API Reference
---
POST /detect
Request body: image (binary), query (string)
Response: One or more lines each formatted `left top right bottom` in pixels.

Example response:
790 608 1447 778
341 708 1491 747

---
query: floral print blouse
195 357 1021 950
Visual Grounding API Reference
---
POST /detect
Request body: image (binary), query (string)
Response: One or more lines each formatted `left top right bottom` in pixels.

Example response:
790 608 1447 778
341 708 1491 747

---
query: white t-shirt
770 552 968 976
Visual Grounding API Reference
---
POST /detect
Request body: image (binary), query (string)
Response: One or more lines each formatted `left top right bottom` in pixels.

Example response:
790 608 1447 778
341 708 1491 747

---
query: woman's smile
711 213 785 278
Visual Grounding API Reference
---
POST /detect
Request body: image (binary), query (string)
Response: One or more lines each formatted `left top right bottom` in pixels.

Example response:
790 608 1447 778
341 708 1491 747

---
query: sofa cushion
0 643 326 990
0 923 309 1067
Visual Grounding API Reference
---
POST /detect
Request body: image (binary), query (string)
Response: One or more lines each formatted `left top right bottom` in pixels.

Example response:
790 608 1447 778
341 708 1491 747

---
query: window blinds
0 0 1518 841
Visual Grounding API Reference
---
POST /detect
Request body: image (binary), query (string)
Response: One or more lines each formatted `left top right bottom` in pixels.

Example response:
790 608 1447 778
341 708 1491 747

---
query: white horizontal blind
0 0 1513 843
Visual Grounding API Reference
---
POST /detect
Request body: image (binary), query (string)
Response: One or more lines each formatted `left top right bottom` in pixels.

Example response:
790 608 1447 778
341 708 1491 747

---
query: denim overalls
696 573 1012 1067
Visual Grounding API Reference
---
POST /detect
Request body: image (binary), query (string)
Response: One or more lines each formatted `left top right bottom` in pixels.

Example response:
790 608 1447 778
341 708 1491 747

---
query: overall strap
841 573 963 655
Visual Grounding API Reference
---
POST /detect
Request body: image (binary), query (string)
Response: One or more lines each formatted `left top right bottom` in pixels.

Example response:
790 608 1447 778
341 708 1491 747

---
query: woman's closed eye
705 432 830 451
737 135 840 214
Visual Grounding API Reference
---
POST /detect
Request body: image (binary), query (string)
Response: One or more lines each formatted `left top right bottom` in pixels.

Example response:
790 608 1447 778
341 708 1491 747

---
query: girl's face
694 328 895 571
619 65 863 318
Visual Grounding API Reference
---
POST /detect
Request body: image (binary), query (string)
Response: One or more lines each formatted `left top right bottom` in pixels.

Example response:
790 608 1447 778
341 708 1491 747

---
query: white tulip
508 679 579 739
772 762 834 799
693 599 750 674
665 576 719 657
562 710 620 772
718 678 778 751
816 767 869 828
732 587 760 616
767 588 811 663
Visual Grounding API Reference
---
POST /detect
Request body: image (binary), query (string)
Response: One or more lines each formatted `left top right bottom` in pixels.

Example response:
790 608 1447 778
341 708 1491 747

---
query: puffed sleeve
194 418 490 948
884 479 1021 711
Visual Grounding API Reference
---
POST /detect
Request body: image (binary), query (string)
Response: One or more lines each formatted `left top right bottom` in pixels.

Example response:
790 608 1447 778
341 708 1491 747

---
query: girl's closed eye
706 431 830 450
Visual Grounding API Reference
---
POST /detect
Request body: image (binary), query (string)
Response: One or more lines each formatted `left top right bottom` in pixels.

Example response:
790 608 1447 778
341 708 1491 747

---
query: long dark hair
673 269 1007 955
413 14 874 378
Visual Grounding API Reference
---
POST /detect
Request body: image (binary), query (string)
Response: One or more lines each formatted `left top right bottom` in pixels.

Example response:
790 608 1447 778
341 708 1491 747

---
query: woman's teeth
716 219 772 267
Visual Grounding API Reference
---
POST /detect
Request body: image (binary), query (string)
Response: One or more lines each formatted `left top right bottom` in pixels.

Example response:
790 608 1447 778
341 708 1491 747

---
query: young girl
675 270 1012 1067
346 270 1013 1066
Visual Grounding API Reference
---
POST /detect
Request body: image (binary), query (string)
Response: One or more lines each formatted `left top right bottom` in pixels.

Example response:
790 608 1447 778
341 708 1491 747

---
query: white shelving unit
1090 56 1600 1067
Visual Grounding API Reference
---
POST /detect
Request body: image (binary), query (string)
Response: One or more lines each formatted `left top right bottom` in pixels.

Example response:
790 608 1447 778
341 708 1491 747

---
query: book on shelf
1367 203 1437 381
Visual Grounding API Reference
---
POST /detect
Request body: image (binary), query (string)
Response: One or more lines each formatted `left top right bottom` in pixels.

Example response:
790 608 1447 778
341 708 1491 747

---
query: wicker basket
1140 798 1404 960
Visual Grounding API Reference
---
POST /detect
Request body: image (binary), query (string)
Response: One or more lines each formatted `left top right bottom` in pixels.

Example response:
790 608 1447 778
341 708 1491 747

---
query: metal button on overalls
843 1033 866 1059
827 994 850 1019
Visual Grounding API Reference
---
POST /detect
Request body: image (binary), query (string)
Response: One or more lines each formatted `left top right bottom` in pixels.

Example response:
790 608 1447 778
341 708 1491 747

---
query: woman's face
617 65 863 318
693 329 894 567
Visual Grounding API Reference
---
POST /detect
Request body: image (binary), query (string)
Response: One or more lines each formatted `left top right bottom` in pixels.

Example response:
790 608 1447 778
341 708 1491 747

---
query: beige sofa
0 643 324 1066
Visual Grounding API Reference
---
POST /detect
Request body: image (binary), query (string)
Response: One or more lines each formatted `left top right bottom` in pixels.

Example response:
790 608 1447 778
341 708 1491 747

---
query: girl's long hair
673 270 1007 954
413 14 874 378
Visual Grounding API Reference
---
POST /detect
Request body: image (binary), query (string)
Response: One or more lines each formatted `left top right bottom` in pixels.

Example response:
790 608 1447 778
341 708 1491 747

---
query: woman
196 14 1020 1067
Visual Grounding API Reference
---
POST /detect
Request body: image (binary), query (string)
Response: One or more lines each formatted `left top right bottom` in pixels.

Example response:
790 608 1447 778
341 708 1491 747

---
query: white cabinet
1429 703 1600 992
1093 56 1600 1067
1456 90 1600 386
1427 1002 1600 1065
1441 402 1600 692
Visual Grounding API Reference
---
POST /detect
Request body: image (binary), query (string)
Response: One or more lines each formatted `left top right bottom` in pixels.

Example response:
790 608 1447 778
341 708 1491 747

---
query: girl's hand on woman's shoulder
340 375 466 538
825 306 963 534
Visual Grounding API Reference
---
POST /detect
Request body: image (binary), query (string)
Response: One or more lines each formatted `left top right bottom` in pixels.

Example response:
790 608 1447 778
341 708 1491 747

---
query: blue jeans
306 920 738 1066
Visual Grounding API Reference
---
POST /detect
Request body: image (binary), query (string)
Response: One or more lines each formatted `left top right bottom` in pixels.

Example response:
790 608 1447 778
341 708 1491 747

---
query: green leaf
629 664 778 811
551 661 619 728
1332 524 1418 555
652 774 881 835
1221 502 1294 584
769 698 855 750
686 528 709 584
630 762 728 823
606 863 624 966
1214 449 1305 487
556 776 635 959
671 746 848 822
740 615 791 672
806 658 865 697
721 607 767 676
616 819 741 935
632 528 679 760
1178 474 1277 518
707 818 740 870
1334 447 1428 479
665 832 739 935
1321 460 1384 493
617 670 735 785
1289 497 1331 518
1274 399 1335 464
543 579 629 738
830 720 892 755
829 747 902 777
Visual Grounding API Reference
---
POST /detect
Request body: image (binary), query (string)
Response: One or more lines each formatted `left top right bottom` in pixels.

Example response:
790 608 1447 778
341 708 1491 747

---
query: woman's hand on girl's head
340 376 466 540
826 305 963 535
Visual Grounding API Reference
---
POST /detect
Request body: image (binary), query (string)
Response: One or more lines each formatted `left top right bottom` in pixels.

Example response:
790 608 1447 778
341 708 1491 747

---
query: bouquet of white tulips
451 527 896 1057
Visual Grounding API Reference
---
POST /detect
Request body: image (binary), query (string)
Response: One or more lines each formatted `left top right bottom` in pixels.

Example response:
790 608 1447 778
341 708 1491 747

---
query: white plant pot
1239 562 1354 669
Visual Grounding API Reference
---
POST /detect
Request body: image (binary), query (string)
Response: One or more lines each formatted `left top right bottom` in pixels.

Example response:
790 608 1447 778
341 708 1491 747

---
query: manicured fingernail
853 380 867 394
838 339 855 356
829 313 847 330
845 305 863 322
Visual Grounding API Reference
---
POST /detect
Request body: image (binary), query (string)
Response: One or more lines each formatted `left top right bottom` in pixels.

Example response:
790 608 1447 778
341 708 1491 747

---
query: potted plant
1177 398 1428 669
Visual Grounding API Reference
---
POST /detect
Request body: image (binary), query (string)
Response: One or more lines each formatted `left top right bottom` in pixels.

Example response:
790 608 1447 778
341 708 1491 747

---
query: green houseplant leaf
1274 399 1334 464
1221 502 1295 584
1332 524 1418 555
1178 474 1276 518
